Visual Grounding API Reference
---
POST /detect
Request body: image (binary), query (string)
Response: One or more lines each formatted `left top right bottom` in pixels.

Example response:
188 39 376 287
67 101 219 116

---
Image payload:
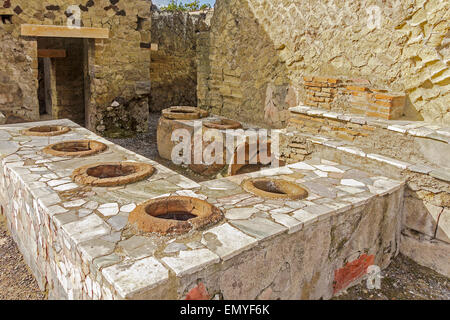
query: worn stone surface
162 249 220 277
401 230 450 278
403 198 442 238
201 223 258 261
102 257 169 299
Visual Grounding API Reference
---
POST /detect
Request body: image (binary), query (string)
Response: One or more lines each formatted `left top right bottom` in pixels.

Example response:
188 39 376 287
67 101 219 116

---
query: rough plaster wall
0 27 39 122
0 0 152 134
150 11 210 112
198 0 291 129
200 0 449 126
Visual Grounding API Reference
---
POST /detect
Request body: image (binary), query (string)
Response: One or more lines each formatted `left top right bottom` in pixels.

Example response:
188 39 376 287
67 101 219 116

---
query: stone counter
0 119 405 299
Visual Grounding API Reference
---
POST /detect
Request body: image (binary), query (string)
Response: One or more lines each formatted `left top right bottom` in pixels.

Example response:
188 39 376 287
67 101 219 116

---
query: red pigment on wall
333 254 375 294
185 282 210 300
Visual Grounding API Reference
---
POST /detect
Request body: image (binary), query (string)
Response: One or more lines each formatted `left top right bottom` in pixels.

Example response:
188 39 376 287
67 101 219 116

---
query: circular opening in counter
128 196 223 235
203 119 243 130
242 178 308 200
43 140 107 157
162 106 209 120
72 162 155 187
23 125 70 136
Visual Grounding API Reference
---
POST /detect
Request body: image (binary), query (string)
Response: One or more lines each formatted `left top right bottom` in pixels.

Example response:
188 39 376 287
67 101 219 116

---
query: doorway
37 37 87 126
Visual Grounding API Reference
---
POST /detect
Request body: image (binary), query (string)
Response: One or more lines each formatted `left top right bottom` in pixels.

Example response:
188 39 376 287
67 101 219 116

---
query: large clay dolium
157 106 208 161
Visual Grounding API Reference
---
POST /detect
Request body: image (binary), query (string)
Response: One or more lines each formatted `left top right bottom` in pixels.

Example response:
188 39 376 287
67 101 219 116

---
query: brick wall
346 87 405 120
197 0 290 128
303 76 406 120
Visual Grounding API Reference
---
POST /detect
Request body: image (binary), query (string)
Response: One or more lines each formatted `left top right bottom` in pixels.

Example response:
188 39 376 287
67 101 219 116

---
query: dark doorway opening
37 38 87 126
37 57 53 120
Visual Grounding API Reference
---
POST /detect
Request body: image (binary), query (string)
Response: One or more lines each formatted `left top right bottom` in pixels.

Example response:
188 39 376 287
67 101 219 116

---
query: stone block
403 198 441 238
401 230 450 278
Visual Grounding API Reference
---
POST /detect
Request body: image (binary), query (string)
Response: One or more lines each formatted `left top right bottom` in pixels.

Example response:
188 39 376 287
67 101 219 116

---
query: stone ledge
283 128 450 183
290 105 450 144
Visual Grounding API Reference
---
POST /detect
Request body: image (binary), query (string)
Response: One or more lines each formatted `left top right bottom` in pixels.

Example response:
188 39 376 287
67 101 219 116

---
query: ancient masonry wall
0 0 152 135
198 0 449 127
0 26 39 122
150 10 211 112
302 76 406 121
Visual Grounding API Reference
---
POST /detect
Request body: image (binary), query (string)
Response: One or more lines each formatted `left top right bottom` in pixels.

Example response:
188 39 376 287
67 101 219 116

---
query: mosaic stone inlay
0 119 406 300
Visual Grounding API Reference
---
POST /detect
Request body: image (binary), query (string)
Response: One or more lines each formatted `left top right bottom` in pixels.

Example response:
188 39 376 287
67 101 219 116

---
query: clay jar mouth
203 119 243 130
162 106 209 120
128 196 223 235
43 140 107 157
242 178 308 200
23 125 70 136
72 162 155 187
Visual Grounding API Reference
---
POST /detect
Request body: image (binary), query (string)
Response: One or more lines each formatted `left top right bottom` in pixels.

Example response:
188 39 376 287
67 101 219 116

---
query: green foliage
160 0 211 12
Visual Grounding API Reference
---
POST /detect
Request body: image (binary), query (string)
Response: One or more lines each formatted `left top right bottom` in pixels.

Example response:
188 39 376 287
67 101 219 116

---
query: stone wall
150 9 211 112
198 0 449 126
197 0 292 129
303 76 406 120
0 25 39 122
0 0 152 135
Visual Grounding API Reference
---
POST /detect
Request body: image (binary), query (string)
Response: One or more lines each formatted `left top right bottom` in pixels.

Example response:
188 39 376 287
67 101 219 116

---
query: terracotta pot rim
203 118 243 130
22 125 71 137
162 106 209 120
42 140 107 157
128 196 223 235
71 161 155 187
241 178 308 200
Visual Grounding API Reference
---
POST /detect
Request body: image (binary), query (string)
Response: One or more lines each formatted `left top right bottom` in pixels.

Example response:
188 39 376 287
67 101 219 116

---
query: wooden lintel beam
38 49 67 58
21 24 109 39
